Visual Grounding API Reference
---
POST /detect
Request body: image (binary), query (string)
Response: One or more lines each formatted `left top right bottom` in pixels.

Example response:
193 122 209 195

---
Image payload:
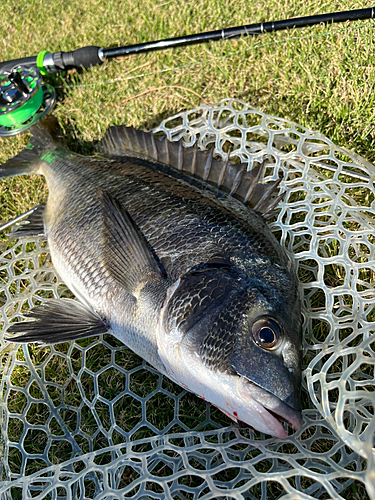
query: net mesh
0 98 374 499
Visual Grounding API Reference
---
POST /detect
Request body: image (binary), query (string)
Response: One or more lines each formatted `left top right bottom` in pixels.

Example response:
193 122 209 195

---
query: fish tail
0 116 63 178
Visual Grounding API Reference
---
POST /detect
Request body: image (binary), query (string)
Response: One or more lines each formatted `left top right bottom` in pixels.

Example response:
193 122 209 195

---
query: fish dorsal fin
99 126 283 219
99 190 166 297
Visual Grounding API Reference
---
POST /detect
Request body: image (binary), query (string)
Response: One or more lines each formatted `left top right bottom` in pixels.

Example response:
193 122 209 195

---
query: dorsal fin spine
261 193 285 220
150 133 158 160
230 168 245 196
203 148 213 181
243 163 263 203
191 142 197 175
140 130 147 155
133 128 140 151
165 139 170 165
177 141 183 170
253 178 282 212
217 152 230 188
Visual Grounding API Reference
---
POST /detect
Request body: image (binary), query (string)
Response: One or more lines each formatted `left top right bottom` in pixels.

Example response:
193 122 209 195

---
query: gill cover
157 260 302 434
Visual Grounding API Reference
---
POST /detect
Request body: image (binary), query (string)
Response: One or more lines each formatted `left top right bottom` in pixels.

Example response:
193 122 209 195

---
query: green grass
0 0 374 498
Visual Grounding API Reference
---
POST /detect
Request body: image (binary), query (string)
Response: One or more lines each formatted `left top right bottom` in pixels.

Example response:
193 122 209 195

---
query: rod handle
53 46 103 71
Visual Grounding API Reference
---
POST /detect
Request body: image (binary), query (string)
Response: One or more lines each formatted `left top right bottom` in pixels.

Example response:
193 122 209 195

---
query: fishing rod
0 7 374 136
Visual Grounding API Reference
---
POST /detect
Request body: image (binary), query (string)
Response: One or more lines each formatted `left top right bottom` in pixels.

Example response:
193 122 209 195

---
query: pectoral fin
5 298 108 344
99 190 165 296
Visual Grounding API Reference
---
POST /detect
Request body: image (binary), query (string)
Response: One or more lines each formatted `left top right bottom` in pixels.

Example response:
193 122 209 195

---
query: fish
0 117 302 439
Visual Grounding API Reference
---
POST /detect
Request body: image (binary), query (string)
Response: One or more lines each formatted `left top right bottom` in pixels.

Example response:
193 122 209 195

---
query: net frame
0 98 374 499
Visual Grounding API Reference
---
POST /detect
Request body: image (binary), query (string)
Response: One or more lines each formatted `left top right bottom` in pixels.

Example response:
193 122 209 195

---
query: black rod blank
102 7 375 59
0 7 374 72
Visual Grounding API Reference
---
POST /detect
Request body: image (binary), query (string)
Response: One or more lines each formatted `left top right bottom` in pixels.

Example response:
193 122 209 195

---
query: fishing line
58 20 375 90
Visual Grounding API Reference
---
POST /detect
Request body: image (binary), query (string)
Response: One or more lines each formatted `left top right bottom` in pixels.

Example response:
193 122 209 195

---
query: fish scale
1 117 302 438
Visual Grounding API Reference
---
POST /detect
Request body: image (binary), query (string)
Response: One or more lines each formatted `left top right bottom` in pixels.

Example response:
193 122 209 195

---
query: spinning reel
0 65 56 137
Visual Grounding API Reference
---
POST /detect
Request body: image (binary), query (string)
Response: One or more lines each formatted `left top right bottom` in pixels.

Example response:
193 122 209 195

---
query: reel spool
0 66 56 137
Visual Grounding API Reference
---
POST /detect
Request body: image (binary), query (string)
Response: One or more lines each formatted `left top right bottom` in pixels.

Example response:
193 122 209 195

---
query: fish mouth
237 377 302 439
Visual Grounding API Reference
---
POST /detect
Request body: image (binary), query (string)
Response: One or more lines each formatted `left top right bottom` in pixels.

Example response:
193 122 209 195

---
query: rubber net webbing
0 99 374 499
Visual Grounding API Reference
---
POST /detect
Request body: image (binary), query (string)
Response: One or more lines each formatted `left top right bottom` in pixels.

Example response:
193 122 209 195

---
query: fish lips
237 376 302 436
231 338 302 434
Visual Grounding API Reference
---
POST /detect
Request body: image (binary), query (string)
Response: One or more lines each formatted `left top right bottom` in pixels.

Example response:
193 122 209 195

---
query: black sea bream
1 117 302 438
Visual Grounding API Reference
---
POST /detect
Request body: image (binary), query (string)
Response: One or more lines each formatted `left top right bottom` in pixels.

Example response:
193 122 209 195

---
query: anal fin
5 203 47 239
5 298 108 344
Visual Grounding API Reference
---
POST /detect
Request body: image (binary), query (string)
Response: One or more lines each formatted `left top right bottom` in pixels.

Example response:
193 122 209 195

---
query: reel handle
0 66 56 136
8 71 31 97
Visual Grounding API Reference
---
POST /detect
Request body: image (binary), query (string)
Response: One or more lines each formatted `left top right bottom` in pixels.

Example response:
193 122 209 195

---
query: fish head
156 263 302 438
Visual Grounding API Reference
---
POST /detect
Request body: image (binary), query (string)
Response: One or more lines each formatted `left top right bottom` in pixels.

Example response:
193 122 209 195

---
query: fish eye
252 318 281 350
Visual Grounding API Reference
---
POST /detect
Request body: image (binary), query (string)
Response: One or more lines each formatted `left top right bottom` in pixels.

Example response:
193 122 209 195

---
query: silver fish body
2 118 302 438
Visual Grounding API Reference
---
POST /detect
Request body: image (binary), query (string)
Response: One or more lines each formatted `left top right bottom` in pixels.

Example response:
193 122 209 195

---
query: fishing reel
0 65 56 137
